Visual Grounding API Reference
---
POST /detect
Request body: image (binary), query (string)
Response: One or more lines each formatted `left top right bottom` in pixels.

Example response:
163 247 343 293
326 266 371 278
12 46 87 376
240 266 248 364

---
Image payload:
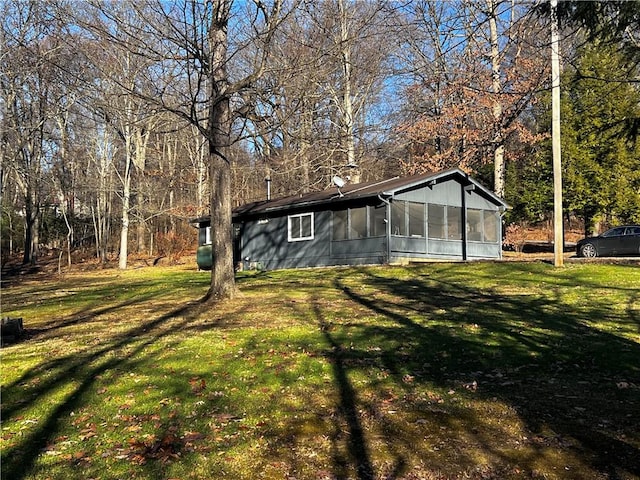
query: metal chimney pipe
265 177 271 200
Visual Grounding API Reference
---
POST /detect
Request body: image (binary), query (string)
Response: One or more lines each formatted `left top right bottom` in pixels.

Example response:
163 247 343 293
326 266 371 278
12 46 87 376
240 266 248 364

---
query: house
193 168 509 271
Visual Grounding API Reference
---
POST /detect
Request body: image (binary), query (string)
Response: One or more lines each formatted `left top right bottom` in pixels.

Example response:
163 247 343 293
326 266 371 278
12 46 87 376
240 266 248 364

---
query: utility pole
551 0 564 267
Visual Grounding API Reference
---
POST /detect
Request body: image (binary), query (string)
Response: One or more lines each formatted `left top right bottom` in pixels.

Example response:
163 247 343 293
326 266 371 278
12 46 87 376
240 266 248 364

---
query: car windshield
602 227 626 237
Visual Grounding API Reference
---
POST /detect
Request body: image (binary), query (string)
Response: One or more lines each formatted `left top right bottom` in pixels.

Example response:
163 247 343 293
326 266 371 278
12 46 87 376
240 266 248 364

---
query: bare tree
318 0 392 185
486 0 506 197
396 0 548 192
88 120 116 263
1 1 63 265
247 0 394 196
90 0 288 299
72 0 289 294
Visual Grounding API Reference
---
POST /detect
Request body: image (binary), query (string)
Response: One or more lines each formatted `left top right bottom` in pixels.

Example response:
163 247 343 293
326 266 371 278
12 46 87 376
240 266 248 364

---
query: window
288 213 314 241
333 210 348 241
371 205 387 236
466 209 499 243
428 204 445 239
391 201 426 237
603 227 625 237
391 201 406 236
350 207 367 239
447 206 462 240
467 209 483 241
332 205 388 240
428 204 462 240
200 226 212 246
408 202 426 237
484 211 499 243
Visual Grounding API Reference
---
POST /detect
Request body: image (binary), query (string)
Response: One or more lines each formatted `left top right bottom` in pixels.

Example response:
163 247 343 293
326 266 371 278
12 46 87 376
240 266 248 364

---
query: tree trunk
206 0 237 301
22 192 39 265
208 147 236 300
118 177 130 270
487 0 505 198
57 115 73 268
93 130 111 263
338 0 359 183
300 102 312 193
197 135 208 215
133 125 150 254
118 135 133 270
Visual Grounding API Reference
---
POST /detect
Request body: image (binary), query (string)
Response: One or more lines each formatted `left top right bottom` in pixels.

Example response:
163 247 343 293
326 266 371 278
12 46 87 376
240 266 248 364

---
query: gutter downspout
378 194 392 264
461 184 468 261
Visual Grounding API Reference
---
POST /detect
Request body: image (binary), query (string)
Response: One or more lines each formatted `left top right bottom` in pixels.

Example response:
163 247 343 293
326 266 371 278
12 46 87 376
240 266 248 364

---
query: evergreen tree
505 41 640 233
561 42 640 233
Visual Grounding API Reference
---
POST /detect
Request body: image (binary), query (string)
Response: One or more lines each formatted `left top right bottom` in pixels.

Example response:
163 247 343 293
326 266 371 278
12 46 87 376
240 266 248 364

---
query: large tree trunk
206 0 237 301
208 146 236 300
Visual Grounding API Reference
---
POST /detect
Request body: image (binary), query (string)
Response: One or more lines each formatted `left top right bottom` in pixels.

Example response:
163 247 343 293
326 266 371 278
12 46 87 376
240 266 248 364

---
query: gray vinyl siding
395 180 462 206
226 171 506 271
236 209 387 270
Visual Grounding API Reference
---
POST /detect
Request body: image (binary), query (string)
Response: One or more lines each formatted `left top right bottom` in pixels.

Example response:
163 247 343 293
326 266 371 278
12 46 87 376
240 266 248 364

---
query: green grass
1 262 639 479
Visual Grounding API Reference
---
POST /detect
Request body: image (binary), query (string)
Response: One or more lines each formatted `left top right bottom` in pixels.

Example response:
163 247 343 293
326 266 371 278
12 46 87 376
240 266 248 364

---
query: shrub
503 223 527 252
155 230 192 260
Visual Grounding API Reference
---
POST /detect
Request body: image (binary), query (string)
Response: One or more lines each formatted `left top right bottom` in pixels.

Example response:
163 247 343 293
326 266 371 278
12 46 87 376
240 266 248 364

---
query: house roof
192 168 508 225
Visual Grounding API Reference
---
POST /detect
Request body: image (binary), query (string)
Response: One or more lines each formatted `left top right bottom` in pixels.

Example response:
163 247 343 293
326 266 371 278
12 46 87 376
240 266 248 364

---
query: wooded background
2 0 639 271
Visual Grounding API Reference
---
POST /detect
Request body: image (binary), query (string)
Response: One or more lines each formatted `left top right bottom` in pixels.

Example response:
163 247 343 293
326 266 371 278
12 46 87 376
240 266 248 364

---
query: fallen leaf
182 432 206 442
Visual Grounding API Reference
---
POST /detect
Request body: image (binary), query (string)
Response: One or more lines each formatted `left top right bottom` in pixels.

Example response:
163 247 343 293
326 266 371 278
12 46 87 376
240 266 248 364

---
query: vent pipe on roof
265 177 271 200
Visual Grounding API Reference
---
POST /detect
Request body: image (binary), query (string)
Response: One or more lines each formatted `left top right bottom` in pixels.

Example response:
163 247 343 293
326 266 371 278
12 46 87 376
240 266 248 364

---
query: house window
408 202 426 237
350 207 367 239
467 209 483 242
484 211 499 243
288 213 314 241
333 210 348 241
200 226 212 246
447 206 462 240
466 209 500 243
371 205 387 237
428 204 445 239
391 201 426 237
391 201 406 236
332 205 387 240
428 204 462 240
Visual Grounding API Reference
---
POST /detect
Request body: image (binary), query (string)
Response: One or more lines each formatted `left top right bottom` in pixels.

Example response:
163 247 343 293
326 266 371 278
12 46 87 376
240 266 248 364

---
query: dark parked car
576 225 640 258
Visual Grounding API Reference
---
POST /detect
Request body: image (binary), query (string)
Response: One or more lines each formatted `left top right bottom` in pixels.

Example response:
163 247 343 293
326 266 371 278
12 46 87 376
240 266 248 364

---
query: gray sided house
193 168 509 271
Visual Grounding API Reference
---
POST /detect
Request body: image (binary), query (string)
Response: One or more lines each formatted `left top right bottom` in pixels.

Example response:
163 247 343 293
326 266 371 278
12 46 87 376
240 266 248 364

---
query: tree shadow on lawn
0 296 211 480
325 266 639 478
2 276 193 346
313 300 377 480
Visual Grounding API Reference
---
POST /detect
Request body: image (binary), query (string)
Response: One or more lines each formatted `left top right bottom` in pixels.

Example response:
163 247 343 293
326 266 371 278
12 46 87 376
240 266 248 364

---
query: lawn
1 261 639 479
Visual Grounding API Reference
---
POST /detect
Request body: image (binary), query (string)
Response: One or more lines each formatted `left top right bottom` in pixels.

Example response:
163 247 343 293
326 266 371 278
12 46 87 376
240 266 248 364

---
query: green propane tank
196 244 213 270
